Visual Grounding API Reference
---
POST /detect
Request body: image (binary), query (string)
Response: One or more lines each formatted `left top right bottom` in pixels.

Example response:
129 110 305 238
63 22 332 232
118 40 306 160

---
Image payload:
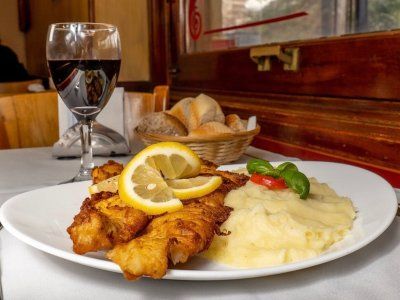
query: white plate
0 162 397 281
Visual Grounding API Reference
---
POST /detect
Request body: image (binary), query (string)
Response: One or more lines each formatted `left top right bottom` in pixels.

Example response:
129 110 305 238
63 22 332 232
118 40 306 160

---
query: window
161 0 400 186
185 0 400 53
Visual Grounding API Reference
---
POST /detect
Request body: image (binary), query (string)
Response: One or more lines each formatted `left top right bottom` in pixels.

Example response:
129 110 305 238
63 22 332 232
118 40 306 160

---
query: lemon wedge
118 142 202 215
88 175 120 194
167 176 222 200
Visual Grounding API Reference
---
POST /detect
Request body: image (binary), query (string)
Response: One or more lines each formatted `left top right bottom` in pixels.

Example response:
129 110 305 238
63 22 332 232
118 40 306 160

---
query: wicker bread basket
135 125 260 165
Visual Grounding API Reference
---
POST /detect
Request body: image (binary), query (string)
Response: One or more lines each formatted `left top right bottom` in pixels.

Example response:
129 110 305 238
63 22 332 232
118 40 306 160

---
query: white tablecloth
0 147 399 300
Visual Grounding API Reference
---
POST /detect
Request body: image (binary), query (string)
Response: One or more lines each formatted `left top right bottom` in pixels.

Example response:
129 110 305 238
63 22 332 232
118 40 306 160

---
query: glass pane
185 0 400 53
367 0 400 31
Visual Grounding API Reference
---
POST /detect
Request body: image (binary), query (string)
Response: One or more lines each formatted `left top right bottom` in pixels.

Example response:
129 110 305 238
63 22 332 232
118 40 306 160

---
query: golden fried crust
91 160 124 184
94 196 149 244
188 190 227 207
106 203 231 280
67 194 112 254
199 160 218 172
189 166 249 207
199 160 249 188
201 169 248 187
67 209 112 254
109 238 169 280
67 192 149 254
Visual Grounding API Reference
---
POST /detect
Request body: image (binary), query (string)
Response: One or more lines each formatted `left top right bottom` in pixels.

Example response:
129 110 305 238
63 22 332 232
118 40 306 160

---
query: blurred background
2 0 400 84
0 0 150 85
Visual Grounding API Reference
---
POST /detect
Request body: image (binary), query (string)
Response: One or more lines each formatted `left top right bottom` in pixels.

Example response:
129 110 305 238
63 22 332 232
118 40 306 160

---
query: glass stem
78 119 94 179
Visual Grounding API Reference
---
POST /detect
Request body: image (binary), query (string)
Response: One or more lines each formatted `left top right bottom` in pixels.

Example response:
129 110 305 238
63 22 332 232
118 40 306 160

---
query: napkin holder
52 122 129 157
53 87 130 157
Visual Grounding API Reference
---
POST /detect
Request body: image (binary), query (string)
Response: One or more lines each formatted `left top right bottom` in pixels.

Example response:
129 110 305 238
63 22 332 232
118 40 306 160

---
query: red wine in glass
48 59 121 121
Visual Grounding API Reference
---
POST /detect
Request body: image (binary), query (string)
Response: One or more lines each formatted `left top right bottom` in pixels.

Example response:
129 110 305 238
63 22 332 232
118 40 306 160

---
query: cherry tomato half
250 173 287 190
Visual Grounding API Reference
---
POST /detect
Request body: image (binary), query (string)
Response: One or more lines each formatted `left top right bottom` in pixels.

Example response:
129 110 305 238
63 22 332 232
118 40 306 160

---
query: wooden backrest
124 85 169 152
0 79 43 94
0 92 59 149
153 85 169 111
124 85 169 121
124 85 169 113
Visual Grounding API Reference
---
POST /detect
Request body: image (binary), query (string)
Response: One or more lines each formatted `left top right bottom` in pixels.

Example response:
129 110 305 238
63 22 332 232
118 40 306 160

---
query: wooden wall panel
170 89 400 187
0 0 27 66
25 0 89 77
24 0 151 82
171 31 400 101
94 0 150 82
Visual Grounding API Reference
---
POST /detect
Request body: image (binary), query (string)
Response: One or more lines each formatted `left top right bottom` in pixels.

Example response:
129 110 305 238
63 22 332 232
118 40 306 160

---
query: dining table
0 146 399 300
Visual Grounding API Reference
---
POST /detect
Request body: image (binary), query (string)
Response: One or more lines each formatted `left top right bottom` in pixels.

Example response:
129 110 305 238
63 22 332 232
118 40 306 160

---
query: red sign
189 0 202 41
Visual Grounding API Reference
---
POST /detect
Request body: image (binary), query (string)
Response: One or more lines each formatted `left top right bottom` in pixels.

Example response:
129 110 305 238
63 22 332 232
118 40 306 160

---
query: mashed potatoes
203 178 356 268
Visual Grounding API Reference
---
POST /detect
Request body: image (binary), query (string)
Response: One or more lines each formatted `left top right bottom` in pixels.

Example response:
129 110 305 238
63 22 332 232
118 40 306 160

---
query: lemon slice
167 176 222 200
88 175 120 194
118 142 202 215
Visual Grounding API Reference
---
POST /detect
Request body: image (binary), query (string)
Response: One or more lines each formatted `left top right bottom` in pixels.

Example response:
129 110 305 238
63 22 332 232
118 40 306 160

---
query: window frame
159 0 400 187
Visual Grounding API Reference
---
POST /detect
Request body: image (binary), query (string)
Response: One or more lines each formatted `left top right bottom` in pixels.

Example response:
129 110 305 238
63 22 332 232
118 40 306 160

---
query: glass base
59 168 92 184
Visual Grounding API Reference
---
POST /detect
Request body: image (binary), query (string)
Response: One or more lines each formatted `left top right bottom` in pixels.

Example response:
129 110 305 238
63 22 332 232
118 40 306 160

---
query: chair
0 79 44 94
153 85 169 112
0 86 168 150
124 85 169 152
0 92 59 149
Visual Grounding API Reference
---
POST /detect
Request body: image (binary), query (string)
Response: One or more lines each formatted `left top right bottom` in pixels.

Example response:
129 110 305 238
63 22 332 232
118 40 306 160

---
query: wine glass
46 23 121 182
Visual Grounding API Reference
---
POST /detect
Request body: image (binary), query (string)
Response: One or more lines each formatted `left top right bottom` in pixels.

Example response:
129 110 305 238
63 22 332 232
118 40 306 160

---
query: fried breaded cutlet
194 160 248 207
200 160 249 187
68 159 249 279
107 200 232 280
68 160 150 254
92 160 124 184
106 166 248 280
67 192 149 254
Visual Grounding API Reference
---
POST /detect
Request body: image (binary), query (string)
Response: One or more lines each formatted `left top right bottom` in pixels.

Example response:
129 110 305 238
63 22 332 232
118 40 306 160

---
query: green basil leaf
256 168 281 178
276 162 298 173
246 159 273 174
280 170 310 200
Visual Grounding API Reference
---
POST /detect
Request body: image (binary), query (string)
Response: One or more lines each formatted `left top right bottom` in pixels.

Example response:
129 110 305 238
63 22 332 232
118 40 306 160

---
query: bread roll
137 112 188 136
189 121 233 137
190 94 225 130
225 114 247 132
169 94 225 131
168 97 194 129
